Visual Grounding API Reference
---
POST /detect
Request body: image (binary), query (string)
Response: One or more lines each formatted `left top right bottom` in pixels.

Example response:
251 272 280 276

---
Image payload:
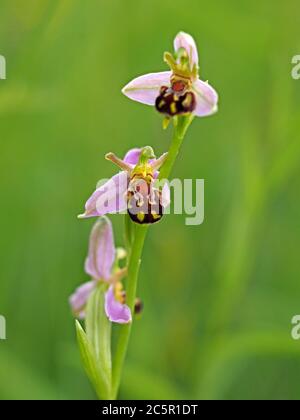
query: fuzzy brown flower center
155 83 196 117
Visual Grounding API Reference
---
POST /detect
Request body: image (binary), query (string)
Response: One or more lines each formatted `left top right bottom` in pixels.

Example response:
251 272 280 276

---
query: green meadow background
0 0 300 400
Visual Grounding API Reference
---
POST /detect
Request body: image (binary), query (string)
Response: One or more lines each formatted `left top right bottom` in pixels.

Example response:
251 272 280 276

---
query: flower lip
155 86 196 117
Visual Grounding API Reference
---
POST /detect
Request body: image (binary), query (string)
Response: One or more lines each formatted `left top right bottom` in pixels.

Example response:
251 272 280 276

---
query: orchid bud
134 298 144 316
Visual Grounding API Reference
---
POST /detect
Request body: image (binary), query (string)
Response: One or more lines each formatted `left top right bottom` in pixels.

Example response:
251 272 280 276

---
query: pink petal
69 281 96 318
123 148 142 165
105 286 132 324
79 171 129 219
122 71 171 105
124 148 160 173
85 217 116 281
192 78 219 117
174 32 199 69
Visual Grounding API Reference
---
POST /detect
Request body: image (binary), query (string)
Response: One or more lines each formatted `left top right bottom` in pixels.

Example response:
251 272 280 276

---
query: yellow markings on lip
114 282 126 304
151 211 161 220
158 99 166 109
170 102 177 114
182 94 192 108
137 212 145 223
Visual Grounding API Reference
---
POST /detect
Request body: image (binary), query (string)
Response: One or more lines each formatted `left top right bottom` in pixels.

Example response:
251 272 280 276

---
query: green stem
112 115 194 399
112 223 148 398
159 115 194 180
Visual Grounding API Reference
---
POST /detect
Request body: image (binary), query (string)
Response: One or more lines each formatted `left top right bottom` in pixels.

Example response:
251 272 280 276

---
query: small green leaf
75 319 110 399
85 284 112 396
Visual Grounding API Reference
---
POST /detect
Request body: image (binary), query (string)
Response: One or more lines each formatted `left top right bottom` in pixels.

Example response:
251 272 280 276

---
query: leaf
85 284 112 395
75 320 110 399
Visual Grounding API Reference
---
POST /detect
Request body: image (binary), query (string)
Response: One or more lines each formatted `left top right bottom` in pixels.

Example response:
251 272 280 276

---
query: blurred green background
0 0 300 400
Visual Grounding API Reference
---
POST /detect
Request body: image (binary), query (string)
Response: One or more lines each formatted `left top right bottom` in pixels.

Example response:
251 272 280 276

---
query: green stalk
159 115 194 181
111 115 194 399
112 223 147 398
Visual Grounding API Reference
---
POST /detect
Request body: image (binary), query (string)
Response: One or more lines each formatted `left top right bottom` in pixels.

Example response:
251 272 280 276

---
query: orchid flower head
69 217 131 324
122 31 218 118
79 147 170 225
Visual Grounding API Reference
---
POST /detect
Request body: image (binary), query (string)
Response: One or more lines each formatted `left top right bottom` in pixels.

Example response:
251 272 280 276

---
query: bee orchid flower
69 217 132 324
79 147 170 225
122 31 218 118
